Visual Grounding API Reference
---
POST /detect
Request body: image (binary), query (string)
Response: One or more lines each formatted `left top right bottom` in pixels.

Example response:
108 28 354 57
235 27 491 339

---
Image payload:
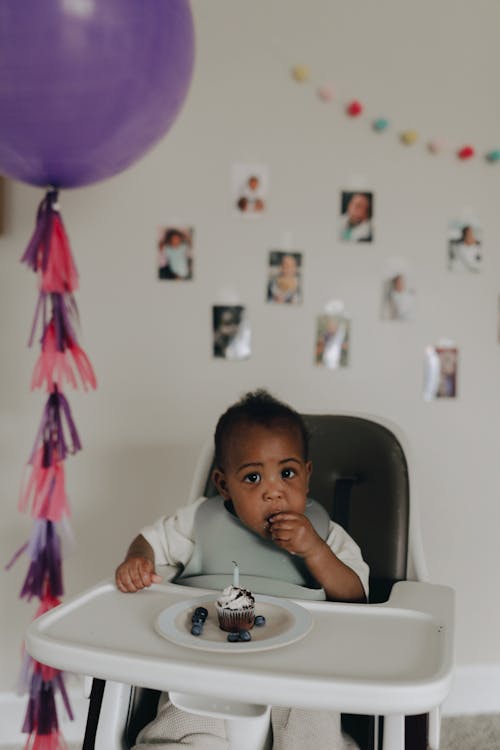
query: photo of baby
314 313 350 369
212 305 251 360
447 220 482 272
423 345 458 401
157 226 193 280
233 163 269 216
339 190 374 243
267 251 302 305
380 259 416 321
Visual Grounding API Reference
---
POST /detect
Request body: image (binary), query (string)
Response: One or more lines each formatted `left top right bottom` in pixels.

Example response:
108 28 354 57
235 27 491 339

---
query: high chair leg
428 706 441 750
382 714 404 750
94 680 131 750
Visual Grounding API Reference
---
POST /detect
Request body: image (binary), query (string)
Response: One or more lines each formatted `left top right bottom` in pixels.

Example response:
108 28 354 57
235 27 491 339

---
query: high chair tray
25 572 454 716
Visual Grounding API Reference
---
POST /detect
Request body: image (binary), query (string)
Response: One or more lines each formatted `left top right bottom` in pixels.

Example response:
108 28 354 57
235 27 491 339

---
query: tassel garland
9 188 97 747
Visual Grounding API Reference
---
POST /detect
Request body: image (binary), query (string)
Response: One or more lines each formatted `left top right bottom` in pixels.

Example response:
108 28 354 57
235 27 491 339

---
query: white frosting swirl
216 585 255 610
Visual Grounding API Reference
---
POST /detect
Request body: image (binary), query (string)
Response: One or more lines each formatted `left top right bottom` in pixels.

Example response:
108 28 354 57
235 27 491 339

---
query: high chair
26 413 454 750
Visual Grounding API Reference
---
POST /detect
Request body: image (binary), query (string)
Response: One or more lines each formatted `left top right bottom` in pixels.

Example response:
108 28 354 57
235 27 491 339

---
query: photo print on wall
497 295 500 344
232 163 269 217
212 305 251 360
447 219 482 272
157 225 194 280
423 342 458 401
339 190 374 242
267 250 303 304
315 305 350 369
380 257 416 321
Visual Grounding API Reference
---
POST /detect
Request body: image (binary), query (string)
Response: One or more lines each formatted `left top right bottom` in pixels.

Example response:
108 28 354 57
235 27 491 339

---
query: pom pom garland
287 65 496 165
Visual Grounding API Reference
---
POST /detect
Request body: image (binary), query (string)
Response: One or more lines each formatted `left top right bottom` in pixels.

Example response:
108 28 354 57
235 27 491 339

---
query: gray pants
134 693 359 749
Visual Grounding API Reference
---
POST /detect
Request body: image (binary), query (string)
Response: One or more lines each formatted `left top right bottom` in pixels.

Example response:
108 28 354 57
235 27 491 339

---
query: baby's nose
263 481 284 502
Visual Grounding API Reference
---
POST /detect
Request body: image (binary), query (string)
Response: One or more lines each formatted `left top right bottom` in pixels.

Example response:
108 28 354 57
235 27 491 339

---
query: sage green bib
175 496 330 601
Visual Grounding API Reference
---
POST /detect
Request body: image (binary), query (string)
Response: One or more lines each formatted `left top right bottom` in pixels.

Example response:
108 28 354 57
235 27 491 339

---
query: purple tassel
29 390 81 466
17 650 34 696
22 674 60 735
28 293 80 351
19 521 64 601
38 683 59 734
22 671 42 733
5 541 29 571
50 293 79 352
53 673 74 721
21 190 58 274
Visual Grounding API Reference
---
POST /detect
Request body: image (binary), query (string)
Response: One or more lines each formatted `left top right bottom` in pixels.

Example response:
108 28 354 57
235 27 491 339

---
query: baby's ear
212 468 229 499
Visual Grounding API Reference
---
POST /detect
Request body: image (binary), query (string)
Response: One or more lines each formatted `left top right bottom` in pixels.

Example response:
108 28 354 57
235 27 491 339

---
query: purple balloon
0 0 195 188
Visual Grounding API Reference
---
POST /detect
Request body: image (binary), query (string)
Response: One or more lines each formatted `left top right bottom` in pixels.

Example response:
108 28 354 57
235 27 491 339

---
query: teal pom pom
373 117 389 132
486 149 500 163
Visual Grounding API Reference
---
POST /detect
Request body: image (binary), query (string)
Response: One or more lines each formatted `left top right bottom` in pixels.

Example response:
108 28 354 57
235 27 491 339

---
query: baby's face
213 423 311 540
281 255 297 276
347 194 369 224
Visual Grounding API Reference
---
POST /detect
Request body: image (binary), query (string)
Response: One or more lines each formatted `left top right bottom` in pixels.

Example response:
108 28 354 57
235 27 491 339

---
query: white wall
1 0 500 711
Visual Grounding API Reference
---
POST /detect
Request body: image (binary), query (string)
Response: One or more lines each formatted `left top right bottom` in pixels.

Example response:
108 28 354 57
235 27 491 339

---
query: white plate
155 593 313 652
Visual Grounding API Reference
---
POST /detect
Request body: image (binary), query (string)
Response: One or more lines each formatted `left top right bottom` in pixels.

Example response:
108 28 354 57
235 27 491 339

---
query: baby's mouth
264 512 280 534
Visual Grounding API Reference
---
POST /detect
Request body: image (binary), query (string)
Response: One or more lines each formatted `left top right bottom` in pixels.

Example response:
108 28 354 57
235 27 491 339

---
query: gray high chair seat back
202 413 409 604
84 414 422 750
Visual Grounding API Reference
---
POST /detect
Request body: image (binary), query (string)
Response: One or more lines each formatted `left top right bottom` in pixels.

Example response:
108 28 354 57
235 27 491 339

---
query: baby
116 390 368 749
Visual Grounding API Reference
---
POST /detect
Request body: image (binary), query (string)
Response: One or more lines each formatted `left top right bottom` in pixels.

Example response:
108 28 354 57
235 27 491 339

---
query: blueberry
238 629 251 642
194 607 208 621
191 624 203 636
227 632 240 642
254 615 266 627
191 614 204 624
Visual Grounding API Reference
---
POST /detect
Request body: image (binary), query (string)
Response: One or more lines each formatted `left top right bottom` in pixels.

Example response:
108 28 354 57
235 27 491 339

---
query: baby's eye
243 472 261 484
281 468 296 479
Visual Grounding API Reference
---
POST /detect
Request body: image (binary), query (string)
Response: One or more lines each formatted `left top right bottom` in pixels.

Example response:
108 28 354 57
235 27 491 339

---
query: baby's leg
134 692 228 749
271 707 359 750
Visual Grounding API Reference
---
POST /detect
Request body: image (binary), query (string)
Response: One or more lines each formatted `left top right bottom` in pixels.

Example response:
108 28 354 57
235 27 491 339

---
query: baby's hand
268 512 323 559
115 556 162 593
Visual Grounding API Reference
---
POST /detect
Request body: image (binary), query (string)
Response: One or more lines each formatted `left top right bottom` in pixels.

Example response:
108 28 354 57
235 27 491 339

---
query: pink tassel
69 342 97 390
19 448 69 522
21 189 78 295
31 321 96 392
31 323 77 392
24 730 68 750
40 215 79 294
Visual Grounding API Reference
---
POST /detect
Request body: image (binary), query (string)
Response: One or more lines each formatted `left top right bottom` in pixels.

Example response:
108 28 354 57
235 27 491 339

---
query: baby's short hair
214 389 310 468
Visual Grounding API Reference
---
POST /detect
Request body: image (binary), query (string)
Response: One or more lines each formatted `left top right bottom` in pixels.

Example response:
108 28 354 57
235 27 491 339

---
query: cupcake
216 585 255 632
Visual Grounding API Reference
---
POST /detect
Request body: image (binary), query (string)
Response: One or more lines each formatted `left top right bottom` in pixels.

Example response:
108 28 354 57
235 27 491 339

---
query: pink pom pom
427 139 445 154
317 85 334 102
